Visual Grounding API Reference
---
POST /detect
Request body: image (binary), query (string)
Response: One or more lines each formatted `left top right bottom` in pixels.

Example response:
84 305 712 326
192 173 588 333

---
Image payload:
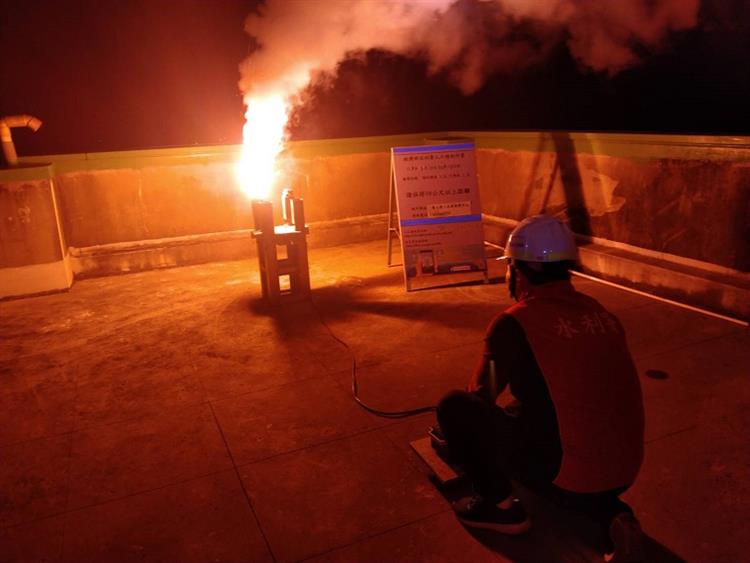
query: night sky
1 0 748 158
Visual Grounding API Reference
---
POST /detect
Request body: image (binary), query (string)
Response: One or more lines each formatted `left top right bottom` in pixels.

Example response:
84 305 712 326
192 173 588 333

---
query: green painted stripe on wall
0 163 55 182
12 131 750 174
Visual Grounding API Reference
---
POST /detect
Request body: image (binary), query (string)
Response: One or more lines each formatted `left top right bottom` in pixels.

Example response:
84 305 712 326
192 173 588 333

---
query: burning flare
235 94 290 201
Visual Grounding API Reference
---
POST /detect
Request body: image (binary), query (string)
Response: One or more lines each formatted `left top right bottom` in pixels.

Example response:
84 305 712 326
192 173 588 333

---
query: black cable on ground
310 297 436 419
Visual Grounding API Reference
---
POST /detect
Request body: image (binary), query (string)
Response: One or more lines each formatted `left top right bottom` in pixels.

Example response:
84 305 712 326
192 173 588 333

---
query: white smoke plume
239 0 701 98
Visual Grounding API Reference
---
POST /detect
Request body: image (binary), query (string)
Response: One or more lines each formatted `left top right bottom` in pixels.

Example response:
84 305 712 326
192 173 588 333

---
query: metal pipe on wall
1 115 42 167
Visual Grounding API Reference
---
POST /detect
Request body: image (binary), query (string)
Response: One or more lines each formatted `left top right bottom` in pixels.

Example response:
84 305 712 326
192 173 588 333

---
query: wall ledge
482 214 750 281
69 214 389 279
482 214 750 321
0 258 72 300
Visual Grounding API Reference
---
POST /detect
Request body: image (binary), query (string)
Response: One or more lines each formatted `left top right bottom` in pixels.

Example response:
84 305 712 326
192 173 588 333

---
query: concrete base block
0 257 73 299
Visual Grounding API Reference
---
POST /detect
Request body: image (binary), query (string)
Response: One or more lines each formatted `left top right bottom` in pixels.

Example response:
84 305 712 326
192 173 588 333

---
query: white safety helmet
502 214 577 262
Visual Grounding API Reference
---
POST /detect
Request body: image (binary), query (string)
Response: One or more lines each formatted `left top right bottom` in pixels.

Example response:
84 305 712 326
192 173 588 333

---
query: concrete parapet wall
57 164 248 247
19 142 398 249
468 131 750 273
4 131 748 317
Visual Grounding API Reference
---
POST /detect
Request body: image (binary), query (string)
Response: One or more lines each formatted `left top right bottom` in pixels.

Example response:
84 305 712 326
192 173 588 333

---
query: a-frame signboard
387 141 487 291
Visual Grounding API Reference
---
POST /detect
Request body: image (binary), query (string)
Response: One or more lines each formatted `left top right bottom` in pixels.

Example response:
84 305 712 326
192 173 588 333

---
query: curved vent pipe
1 115 42 167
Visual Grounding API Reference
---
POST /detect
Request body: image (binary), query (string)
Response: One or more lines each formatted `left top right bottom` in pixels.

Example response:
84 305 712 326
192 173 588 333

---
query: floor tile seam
411 338 485 358
0 345 83 363
207 400 277 562
191 357 212 402
322 360 404 419
59 429 75 559
646 400 748 445
330 369 441 422
645 424 698 445
379 415 447 477
67 397 213 436
309 343 343 374
573 281 655 309
0 435 76 556
294 507 452 563
323 338 484 381
632 325 747 363
324 357 384 379
0 428 76 450
1 367 79 551
302 300 484 371
304 302 356 373
207 371 333 405
329 364 362 403
1 303 207 361
72 366 210 392
60 399 235 516
233 422 397 469
1 374 388 450
328 370 442 432
615 301 660 313
345 353 383 370
313 319 485 350
0 467 232 532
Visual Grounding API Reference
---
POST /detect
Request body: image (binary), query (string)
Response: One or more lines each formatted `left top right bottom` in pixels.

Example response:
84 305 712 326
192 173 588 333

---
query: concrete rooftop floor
1 240 748 563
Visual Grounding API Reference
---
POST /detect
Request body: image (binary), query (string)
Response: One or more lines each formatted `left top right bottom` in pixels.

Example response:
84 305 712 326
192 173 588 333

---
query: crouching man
438 215 645 562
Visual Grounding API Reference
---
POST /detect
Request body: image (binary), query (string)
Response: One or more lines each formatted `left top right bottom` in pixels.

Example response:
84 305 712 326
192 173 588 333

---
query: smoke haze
239 0 701 98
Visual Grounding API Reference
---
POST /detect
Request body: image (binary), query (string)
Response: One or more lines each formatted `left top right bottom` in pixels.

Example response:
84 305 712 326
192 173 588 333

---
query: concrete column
0 164 72 298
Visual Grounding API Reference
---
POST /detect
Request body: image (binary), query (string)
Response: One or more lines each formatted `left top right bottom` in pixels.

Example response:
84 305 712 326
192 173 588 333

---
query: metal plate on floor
410 437 462 485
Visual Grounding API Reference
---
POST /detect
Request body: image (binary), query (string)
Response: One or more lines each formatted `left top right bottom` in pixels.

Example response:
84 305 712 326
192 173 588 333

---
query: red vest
507 281 644 493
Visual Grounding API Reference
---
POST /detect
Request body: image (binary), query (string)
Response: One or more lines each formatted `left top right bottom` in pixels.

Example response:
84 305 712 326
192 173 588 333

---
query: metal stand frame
252 199 311 303
386 152 401 268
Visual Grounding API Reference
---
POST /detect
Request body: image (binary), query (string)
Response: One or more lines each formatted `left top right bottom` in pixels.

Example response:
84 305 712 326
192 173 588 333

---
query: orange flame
235 94 290 201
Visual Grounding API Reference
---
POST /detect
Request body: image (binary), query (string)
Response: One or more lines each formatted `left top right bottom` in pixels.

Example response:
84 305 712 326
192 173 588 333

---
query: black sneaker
453 495 531 534
604 512 644 562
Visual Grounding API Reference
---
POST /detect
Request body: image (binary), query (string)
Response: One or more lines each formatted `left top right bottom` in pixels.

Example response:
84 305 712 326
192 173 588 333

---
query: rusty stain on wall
0 179 63 267
2 184 32 241
524 167 624 217
477 149 750 272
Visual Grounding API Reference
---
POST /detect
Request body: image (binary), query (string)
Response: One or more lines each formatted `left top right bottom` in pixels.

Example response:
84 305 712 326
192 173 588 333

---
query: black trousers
437 390 633 531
